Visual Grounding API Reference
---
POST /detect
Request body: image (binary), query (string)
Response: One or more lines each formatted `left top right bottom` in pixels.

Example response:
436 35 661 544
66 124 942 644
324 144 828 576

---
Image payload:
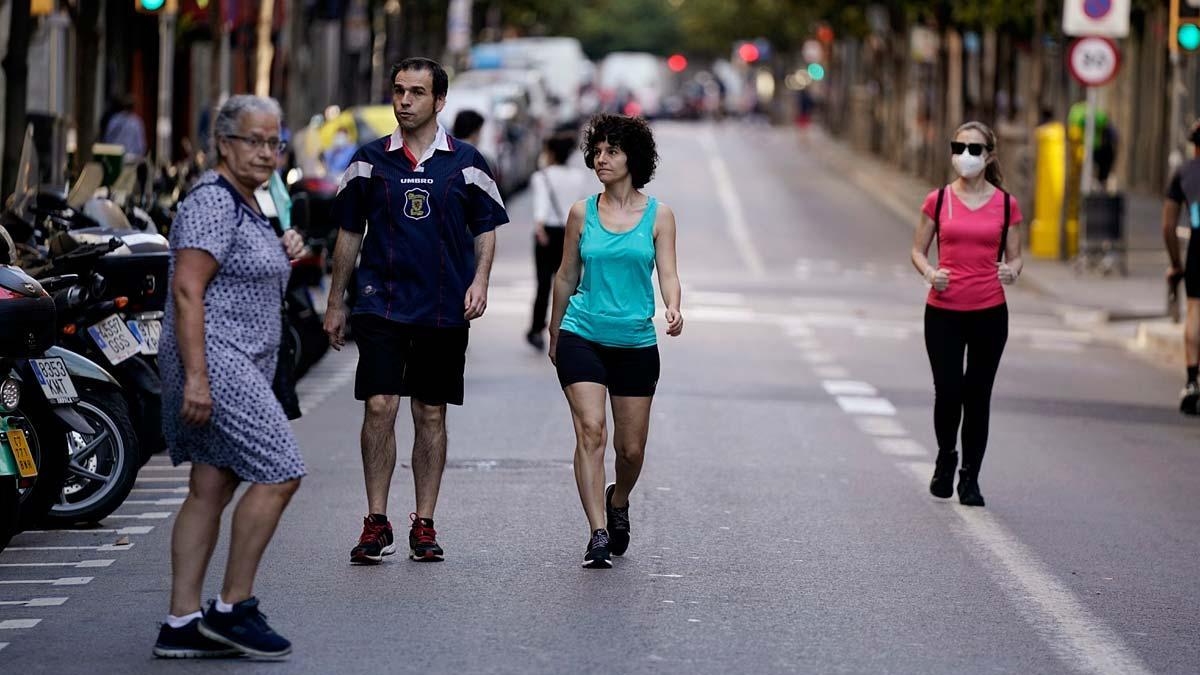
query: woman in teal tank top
548 114 684 569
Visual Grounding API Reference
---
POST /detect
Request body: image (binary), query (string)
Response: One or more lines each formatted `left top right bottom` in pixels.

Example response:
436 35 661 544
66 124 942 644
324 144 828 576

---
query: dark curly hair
582 114 658 189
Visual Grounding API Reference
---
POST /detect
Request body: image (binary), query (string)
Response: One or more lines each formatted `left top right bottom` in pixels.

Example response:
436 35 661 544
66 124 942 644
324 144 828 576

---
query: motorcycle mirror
11 124 38 224
67 162 105 210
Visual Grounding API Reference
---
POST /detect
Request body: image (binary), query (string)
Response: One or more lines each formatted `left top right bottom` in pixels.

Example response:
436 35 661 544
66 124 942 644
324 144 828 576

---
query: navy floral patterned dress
160 171 306 483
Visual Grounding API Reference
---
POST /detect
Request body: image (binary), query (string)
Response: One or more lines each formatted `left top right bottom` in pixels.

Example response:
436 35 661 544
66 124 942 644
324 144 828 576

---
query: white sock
215 595 234 613
166 611 202 629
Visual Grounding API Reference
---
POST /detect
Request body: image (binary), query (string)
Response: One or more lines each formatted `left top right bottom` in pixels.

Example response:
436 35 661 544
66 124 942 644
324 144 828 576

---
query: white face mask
952 152 987 179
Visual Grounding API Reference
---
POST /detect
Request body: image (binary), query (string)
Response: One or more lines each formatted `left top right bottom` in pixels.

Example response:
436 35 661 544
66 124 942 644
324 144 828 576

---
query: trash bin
1078 192 1126 276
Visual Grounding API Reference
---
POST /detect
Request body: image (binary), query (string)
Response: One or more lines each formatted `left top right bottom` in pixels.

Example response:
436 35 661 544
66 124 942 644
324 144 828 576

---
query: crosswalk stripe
0 560 113 569
0 598 69 608
0 619 41 629
836 397 897 416
0 577 93 586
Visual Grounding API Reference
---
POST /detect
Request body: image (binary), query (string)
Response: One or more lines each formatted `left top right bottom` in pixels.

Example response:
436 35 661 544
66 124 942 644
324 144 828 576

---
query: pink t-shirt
921 187 1022 311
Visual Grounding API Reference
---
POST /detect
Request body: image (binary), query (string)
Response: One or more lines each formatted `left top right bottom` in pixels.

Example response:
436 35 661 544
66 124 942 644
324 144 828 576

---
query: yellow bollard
1031 122 1067 258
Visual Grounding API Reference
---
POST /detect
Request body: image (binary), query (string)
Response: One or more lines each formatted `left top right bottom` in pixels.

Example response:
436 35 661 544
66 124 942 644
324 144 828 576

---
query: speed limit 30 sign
1068 37 1121 87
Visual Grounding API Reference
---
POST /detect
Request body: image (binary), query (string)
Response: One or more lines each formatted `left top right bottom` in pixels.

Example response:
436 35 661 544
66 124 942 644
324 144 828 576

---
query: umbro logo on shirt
399 178 434 184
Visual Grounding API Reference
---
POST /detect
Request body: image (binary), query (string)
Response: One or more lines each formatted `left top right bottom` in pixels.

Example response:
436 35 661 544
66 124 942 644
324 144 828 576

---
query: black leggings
530 227 566 333
924 303 1008 473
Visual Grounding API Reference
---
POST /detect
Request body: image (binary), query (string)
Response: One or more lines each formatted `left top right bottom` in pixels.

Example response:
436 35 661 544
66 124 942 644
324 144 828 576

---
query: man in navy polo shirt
324 57 508 565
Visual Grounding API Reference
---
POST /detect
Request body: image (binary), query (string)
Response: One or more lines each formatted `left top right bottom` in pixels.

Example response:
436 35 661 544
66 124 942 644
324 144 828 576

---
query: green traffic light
807 63 826 81
1181 24 1200 51
141 0 165 9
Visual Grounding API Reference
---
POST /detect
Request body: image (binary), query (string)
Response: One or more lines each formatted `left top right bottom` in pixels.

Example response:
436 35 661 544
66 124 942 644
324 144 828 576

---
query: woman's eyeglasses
225 135 288 153
950 141 992 156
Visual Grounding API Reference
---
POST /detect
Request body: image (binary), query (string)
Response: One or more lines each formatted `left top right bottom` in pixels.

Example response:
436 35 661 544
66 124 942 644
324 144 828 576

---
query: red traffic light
668 54 688 72
738 42 760 63
817 26 835 43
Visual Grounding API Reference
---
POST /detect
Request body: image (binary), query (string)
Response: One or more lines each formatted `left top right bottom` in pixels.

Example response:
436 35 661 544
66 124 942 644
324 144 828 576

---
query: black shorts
1187 238 1200 298
555 330 660 397
351 313 469 405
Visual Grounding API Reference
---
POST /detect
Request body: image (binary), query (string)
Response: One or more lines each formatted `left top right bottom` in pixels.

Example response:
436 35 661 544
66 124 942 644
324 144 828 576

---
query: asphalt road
2 121 1197 674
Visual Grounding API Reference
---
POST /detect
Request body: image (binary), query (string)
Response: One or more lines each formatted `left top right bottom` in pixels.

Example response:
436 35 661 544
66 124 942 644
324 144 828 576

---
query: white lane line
0 643 7 652
107 511 172 520
699 129 766 279
822 380 878 396
130 487 188 495
0 577 93 586
898 463 1152 675
3 544 133 552
874 438 928 457
135 476 189 483
813 366 850 379
836 397 897 416
0 598 69 608
0 619 41 629
802 352 835 364
648 574 684 578
136 466 189 472
123 498 185 506
20 526 153 536
855 417 908 437
0 559 114 569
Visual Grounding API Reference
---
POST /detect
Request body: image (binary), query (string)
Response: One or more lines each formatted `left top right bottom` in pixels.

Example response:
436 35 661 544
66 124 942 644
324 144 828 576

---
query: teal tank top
560 194 658 348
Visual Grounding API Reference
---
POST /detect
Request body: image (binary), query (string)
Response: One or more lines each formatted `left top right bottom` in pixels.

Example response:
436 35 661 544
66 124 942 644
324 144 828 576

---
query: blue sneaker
153 617 241 658
198 597 292 659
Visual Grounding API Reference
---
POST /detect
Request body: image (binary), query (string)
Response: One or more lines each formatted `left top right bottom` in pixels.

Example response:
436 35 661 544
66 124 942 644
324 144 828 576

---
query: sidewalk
807 128 1184 367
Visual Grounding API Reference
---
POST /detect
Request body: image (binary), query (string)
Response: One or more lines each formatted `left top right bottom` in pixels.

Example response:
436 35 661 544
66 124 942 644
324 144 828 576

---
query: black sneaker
198 598 292 659
582 529 612 569
351 514 396 565
153 617 241 659
1181 382 1200 415
929 451 958 499
957 470 986 507
605 483 631 556
409 513 444 561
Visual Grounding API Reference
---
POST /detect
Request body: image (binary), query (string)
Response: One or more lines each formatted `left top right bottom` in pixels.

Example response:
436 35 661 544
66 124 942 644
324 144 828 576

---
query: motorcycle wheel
12 400 69 531
0 476 16 552
44 387 140 525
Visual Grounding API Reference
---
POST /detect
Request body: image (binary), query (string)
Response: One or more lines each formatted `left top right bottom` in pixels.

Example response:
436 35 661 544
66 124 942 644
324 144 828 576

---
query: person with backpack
910 121 1023 508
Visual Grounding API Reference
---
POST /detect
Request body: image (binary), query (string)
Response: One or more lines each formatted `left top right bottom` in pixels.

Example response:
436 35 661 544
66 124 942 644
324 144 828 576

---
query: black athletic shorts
1187 235 1200 298
351 313 469 405
555 330 660 397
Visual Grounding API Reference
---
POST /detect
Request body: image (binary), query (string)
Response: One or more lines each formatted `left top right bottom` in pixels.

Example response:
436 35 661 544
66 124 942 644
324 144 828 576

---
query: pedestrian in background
1162 120 1200 414
911 121 1023 508
155 95 305 660
324 57 508 565
103 94 147 159
526 131 594 350
452 109 485 147
549 114 683 568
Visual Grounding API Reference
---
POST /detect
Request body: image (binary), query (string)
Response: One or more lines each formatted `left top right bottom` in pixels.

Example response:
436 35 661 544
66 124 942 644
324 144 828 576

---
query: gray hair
211 94 283 162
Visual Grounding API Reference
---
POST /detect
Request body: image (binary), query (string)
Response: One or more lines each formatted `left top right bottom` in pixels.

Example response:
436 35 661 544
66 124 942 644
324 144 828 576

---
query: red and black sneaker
350 514 396 565
408 513 444 562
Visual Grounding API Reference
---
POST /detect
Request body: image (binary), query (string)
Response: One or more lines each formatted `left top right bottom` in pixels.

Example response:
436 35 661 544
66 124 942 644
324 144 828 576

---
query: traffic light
1171 0 1200 53
738 42 760 63
667 54 688 73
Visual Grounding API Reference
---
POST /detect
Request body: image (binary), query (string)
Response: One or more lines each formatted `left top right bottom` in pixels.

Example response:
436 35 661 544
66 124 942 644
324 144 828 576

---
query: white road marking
130 487 188 494
3 544 133 552
836 397 897 416
699 129 766 279
897 462 1152 675
821 380 878 396
0 619 41 629
0 598 69 608
649 574 684 578
0 559 114 569
688 306 758 323
855 417 908 437
686 291 746 306
874 438 928 457
21 525 153 536
802 352 835 364
0 643 7 652
656 487 672 491
0 577 93 586
123 498 185 506
134 476 189 483
136 466 189 472
814 366 850 379
1030 341 1085 353
108 511 172 520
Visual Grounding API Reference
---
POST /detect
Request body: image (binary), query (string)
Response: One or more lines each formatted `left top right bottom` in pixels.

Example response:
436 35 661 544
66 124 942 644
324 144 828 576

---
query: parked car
498 37 590 126
439 83 543 196
452 68 557 135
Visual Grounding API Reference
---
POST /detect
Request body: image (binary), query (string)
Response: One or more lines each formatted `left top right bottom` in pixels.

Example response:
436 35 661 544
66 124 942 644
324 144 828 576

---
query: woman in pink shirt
910 121 1023 507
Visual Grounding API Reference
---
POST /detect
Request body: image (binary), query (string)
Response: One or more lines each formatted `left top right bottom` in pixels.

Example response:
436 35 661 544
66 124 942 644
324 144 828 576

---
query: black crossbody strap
998 190 1010 263
933 186 945 254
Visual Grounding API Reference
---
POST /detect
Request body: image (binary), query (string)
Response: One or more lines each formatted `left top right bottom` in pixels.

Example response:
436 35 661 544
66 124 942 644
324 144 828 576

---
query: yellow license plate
6 429 37 479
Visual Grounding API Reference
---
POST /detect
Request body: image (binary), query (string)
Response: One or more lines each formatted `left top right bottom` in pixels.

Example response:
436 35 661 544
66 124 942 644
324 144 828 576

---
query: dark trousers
530 226 565 333
924 303 1008 474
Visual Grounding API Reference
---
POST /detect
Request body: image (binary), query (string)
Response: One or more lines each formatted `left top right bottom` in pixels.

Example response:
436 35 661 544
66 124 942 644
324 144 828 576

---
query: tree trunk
2 0 31 200
73 0 102 174
255 0 275 97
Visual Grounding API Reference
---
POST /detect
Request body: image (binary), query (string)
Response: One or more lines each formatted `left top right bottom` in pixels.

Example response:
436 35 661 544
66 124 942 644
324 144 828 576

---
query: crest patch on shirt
404 188 431 220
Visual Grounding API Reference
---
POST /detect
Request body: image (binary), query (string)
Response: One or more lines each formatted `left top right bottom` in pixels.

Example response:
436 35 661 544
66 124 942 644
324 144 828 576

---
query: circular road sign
1083 0 1112 20
1068 37 1120 87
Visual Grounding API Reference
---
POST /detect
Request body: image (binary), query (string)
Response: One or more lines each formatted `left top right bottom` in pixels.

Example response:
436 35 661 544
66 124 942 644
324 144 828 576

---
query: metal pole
1081 86 1097 196
156 11 177 167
